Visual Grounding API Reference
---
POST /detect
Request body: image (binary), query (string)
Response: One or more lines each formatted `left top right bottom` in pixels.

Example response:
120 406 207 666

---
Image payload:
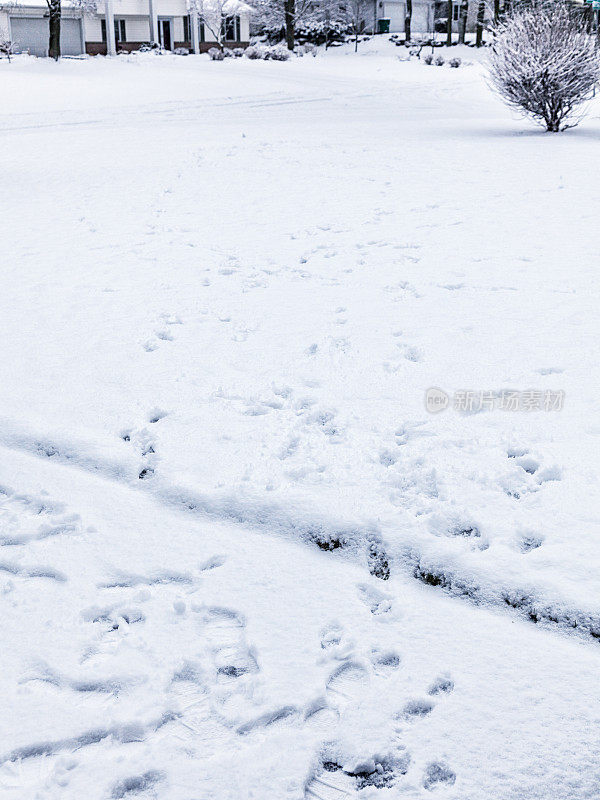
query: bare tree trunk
493 0 500 23
47 0 61 60
405 0 412 43
284 0 295 50
476 0 485 46
446 0 452 45
458 0 467 42
586 3 594 34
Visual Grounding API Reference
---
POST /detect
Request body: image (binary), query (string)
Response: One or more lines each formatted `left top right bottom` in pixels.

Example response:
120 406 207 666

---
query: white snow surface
1 41 600 799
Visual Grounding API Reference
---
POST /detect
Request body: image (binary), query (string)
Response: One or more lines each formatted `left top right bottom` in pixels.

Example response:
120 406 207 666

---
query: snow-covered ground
1 41 600 799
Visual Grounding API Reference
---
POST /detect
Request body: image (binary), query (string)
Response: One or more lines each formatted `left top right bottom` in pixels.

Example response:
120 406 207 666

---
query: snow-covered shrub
449 56 461 68
434 54 445 66
139 41 160 52
173 46 189 55
488 0 600 132
208 46 226 60
244 43 291 59
245 44 263 58
266 43 291 60
295 42 317 56
423 53 433 65
232 47 245 57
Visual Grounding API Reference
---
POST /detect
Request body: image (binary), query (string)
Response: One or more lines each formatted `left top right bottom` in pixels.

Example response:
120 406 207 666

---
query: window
452 3 460 20
183 14 190 41
221 15 240 41
199 21 205 42
101 18 126 43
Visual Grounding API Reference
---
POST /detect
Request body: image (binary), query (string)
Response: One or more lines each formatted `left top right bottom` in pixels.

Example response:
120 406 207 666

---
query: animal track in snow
517 533 544 553
427 675 454 696
120 419 160 480
142 313 182 352
402 698 435 719
370 648 401 674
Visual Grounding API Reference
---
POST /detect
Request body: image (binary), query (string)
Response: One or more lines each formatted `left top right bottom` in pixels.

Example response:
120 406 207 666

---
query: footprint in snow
325 661 369 712
357 583 393 616
507 448 562 485
0 487 88 548
423 761 456 791
305 752 410 799
168 662 232 751
197 606 258 682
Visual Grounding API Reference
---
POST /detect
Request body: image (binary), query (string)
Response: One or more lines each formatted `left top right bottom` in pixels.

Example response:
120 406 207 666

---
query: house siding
2 0 250 54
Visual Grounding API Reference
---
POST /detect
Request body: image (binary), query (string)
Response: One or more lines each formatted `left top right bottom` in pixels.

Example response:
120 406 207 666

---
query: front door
158 18 172 50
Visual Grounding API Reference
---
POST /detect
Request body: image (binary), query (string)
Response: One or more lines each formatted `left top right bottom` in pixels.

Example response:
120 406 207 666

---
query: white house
0 0 251 56
370 0 493 36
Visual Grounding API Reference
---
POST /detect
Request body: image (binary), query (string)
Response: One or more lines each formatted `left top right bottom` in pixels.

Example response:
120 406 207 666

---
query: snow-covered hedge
244 43 292 60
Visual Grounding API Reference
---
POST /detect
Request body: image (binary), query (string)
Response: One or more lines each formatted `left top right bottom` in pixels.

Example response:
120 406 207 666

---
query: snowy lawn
1 42 600 799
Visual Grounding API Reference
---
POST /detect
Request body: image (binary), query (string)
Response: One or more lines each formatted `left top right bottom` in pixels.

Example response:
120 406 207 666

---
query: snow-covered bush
245 44 264 58
266 43 292 60
449 56 461 68
244 43 291 59
434 54 445 66
295 43 317 57
208 46 226 59
423 53 433 65
174 47 189 55
232 47 245 57
488 0 600 132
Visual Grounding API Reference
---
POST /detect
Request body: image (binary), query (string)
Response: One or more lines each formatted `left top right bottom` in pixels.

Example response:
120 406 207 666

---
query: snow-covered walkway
2 43 600 798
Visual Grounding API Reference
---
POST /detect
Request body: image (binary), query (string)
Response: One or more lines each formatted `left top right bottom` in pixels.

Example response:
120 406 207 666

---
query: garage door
10 17 83 57
385 2 405 32
383 2 433 35
412 3 432 35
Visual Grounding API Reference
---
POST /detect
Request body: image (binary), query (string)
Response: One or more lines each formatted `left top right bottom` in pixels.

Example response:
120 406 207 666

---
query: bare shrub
488 0 600 132
0 30 16 61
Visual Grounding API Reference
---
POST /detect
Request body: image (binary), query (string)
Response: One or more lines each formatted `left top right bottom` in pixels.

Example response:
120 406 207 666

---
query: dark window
221 15 240 41
101 18 126 42
199 21 205 42
452 3 459 20
183 14 190 41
